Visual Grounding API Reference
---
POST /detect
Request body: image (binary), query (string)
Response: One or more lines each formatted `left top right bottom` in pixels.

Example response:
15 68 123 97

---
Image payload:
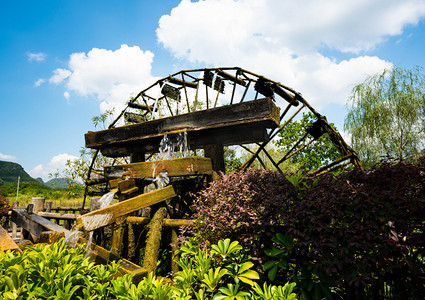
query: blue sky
1 0 425 181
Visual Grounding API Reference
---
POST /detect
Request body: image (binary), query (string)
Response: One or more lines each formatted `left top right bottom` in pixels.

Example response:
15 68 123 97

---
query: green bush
0 239 297 299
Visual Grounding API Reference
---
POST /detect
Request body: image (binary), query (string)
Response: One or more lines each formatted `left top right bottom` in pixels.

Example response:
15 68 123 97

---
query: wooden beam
126 216 195 227
77 185 176 231
105 157 213 180
11 209 70 236
38 212 79 220
85 98 280 157
0 225 21 252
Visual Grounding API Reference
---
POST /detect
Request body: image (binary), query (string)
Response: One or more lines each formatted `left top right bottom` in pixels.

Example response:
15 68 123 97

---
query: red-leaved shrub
192 168 296 261
191 158 425 298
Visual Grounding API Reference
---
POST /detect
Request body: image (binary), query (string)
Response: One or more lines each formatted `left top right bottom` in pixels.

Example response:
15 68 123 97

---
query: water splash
64 191 116 252
63 230 82 248
158 132 189 160
84 191 116 256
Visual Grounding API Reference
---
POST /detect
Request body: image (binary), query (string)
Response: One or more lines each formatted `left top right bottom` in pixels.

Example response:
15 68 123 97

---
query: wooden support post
204 144 225 180
90 197 101 211
142 207 167 274
45 202 53 212
31 197 45 213
128 223 136 262
110 217 127 257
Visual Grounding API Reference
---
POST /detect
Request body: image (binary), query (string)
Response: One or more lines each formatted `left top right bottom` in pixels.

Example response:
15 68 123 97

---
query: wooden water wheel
79 67 362 275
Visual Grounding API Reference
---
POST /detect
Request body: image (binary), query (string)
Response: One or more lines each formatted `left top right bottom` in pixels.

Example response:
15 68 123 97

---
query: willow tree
344 66 425 168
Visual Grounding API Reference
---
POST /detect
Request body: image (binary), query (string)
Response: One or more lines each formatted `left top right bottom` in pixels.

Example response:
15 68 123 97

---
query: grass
8 196 85 208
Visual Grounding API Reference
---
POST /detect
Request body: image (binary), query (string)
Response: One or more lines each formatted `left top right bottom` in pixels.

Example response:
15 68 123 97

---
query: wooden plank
105 157 213 180
0 225 21 252
77 185 176 231
38 212 79 220
85 98 280 156
11 209 44 238
11 209 70 237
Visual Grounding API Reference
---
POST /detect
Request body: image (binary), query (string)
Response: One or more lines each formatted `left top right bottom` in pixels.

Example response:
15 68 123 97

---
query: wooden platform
85 98 280 157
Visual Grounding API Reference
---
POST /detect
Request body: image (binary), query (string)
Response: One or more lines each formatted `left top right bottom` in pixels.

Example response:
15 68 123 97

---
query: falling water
64 191 116 251
84 191 116 257
145 132 189 193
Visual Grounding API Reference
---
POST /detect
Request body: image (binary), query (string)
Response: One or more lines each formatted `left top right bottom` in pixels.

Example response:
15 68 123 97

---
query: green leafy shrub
0 239 297 300
0 241 121 299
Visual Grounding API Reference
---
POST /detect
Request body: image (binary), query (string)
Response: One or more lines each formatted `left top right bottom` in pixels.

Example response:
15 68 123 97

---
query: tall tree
344 66 425 168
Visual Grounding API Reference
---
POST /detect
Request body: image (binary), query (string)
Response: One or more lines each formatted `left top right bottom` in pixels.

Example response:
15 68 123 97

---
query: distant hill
44 178 68 189
0 160 38 186
35 177 44 184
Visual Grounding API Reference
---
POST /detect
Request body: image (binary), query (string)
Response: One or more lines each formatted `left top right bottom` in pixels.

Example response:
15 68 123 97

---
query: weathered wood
38 212 79 220
126 216 195 227
11 209 69 236
142 207 167 274
204 144 225 180
39 231 66 244
45 202 53 212
110 217 126 257
118 179 138 194
105 157 213 180
11 209 44 239
0 225 21 252
85 98 280 157
77 185 176 231
31 197 45 213
124 112 147 123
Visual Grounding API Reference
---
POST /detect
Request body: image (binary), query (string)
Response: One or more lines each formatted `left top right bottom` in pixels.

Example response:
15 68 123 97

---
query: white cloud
34 78 45 87
64 91 70 99
0 153 17 161
50 44 158 112
27 153 78 182
157 0 424 108
27 52 47 62
49 68 71 84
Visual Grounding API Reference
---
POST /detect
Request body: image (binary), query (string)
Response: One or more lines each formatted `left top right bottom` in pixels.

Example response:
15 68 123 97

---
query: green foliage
0 239 297 300
276 112 340 170
0 181 75 200
0 241 121 299
224 147 242 173
345 66 425 168
172 238 297 300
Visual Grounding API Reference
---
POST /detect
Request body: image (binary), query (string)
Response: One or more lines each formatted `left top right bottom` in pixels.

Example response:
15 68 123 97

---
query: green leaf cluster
0 239 297 300
0 241 121 299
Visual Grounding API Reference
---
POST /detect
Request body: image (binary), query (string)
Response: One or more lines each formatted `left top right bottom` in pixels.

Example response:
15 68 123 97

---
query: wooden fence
5 197 89 239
